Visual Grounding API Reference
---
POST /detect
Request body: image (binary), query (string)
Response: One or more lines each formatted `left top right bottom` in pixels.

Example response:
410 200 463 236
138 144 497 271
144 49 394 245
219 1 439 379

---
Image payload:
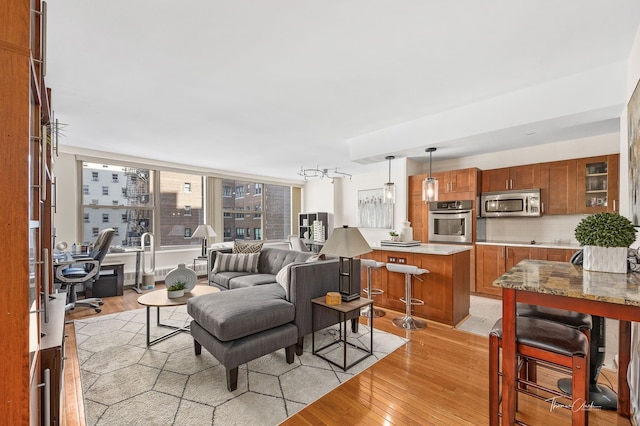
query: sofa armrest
288 258 361 338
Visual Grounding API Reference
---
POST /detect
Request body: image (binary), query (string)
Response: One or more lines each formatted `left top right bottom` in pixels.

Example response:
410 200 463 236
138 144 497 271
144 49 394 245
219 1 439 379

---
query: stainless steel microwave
480 189 542 218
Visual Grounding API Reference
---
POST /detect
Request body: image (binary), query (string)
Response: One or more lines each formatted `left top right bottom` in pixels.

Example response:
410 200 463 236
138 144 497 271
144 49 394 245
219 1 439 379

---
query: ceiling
46 1 640 181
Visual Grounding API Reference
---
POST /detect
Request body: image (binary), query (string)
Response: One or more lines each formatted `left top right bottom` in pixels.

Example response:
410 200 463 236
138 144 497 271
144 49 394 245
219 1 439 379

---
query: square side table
311 296 373 371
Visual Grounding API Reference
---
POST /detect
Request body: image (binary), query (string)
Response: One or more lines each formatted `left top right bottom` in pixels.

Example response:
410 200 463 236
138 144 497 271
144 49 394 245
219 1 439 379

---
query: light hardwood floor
63 285 630 425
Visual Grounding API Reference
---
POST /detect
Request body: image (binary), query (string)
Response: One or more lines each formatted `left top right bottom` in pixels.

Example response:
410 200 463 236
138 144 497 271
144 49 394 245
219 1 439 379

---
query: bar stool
489 317 589 426
360 259 386 318
516 304 592 391
385 263 428 330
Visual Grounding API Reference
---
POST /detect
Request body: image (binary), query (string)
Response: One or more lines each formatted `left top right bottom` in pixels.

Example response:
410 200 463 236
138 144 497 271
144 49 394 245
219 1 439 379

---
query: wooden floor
63 285 630 426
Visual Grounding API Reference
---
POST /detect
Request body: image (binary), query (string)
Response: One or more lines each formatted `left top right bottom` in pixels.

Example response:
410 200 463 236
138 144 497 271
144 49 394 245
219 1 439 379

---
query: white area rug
74 306 407 425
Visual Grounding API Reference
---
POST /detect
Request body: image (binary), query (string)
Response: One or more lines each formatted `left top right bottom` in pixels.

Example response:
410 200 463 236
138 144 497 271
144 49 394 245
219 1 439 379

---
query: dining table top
493 259 640 307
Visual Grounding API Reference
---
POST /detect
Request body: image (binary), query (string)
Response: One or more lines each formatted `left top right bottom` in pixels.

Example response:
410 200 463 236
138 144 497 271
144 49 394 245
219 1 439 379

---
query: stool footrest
363 288 384 296
400 297 425 306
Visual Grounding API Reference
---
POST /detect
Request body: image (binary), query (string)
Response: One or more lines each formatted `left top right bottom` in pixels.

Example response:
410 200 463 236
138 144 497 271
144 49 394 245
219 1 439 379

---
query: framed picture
628 79 640 225
358 188 393 229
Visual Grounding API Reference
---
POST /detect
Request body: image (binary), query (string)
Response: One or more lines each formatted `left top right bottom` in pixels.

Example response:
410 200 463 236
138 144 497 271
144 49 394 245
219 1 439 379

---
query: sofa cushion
228 273 277 289
212 253 259 274
187 284 292 342
233 241 264 253
257 247 316 275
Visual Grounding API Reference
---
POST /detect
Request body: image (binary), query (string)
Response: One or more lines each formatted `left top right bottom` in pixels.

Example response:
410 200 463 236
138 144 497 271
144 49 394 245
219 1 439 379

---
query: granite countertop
371 243 472 255
493 259 640 306
476 240 580 250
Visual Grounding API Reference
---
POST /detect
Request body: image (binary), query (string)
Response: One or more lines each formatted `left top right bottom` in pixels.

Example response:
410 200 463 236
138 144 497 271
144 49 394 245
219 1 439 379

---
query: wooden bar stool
489 316 589 426
516 304 592 390
385 263 428 330
360 259 386 318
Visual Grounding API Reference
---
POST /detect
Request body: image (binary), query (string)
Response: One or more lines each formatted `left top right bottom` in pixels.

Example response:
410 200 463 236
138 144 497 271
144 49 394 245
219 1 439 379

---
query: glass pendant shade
422 177 439 202
382 155 396 204
383 182 396 204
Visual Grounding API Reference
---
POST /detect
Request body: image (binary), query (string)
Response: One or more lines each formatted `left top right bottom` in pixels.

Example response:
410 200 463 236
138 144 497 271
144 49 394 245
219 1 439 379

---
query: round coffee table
137 285 220 346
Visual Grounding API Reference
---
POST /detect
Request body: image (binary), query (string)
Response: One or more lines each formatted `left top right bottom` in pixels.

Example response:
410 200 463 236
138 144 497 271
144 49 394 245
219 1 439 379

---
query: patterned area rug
74 306 407 425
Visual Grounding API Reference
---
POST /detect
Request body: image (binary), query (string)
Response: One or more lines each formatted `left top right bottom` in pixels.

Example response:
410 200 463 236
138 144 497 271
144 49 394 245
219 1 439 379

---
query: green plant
574 212 637 247
167 281 187 291
389 231 399 237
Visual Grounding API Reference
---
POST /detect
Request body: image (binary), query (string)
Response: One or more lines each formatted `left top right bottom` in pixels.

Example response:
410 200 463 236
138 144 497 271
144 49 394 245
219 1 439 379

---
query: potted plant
574 212 637 273
389 231 400 242
167 281 187 298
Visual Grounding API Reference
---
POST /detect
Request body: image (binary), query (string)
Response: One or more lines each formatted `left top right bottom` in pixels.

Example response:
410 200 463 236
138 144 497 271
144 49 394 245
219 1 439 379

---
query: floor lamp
191 224 217 257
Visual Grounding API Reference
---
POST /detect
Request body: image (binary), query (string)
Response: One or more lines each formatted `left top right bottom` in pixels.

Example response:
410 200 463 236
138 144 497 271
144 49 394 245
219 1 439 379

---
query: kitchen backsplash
480 214 585 245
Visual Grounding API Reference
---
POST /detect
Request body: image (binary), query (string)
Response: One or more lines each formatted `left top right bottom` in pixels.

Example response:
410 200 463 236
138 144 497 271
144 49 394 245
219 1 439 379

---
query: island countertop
493 259 640 306
370 243 472 255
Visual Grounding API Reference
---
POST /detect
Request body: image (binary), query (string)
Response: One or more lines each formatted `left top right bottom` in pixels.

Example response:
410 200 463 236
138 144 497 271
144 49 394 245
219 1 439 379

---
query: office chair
55 228 115 313
288 235 310 252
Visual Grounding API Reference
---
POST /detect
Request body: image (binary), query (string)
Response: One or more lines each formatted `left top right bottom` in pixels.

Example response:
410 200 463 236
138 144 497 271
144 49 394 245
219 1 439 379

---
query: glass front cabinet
576 155 619 213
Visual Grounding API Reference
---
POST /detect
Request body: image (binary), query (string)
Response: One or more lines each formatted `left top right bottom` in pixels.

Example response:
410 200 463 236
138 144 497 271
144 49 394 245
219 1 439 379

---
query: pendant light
383 155 396 204
422 148 439 202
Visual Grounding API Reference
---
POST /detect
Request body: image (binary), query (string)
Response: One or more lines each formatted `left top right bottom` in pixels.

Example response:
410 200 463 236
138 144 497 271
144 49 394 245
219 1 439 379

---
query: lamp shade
319 226 372 258
422 177 439 202
191 224 217 239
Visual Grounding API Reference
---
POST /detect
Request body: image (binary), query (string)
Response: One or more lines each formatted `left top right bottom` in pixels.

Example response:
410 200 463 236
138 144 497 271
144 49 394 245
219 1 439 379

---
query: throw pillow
275 264 291 298
212 253 259 274
233 241 264 254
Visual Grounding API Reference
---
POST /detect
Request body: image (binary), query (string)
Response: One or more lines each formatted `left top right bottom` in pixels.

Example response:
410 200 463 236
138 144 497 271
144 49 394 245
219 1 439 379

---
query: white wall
622 22 640 426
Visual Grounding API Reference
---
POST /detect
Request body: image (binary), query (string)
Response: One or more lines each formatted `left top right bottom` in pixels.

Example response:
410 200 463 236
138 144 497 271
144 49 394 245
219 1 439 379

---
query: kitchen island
361 244 471 326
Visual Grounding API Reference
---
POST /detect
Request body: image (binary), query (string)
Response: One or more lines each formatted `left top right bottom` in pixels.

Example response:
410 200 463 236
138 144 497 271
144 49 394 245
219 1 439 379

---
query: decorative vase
582 246 628 274
165 263 197 292
167 289 184 299
400 220 414 242
390 235 400 242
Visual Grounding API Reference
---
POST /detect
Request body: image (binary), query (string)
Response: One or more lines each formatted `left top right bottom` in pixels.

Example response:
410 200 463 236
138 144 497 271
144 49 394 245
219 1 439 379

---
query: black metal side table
311 296 374 371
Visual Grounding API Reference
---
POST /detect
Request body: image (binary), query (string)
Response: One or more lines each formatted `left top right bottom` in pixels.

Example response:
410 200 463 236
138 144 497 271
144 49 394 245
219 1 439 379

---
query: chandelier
298 166 352 182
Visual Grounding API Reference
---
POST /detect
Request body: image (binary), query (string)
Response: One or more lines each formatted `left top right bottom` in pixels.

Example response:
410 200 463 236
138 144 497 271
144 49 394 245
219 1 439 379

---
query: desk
494 260 640 424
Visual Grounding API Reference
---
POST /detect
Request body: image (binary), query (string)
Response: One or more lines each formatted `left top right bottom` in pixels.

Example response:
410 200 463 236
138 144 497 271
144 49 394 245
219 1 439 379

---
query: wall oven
428 200 473 244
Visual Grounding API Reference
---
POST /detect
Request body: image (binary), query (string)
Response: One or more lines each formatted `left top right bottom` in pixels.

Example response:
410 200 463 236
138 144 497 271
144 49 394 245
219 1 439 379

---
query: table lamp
191 224 217 257
319 225 372 301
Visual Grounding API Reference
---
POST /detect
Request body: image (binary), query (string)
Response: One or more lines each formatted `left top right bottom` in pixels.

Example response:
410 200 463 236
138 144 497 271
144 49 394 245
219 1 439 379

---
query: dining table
494 259 640 425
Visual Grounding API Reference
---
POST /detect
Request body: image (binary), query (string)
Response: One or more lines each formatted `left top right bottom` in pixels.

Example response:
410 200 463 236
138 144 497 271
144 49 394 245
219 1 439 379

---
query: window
222 179 291 242
223 186 232 197
158 171 204 247
81 162 154 247
113 227 119 236
112 173 119 183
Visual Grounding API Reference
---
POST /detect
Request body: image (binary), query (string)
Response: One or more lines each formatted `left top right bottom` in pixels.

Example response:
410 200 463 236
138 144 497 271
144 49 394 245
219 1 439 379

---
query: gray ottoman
187 284 298 391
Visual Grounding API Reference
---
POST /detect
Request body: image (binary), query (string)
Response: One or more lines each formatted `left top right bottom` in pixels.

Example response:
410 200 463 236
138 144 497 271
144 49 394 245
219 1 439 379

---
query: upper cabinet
431 168 479 201
576 155 619 213
540 159 577 215
481 164 541 192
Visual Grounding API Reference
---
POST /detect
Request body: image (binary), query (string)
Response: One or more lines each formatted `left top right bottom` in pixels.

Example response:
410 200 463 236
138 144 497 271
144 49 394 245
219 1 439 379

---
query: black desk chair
55 228 115 313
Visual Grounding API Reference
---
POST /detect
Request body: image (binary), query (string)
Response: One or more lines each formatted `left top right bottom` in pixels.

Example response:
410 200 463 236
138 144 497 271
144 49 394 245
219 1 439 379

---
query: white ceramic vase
582 246 628 274
400 220 414 242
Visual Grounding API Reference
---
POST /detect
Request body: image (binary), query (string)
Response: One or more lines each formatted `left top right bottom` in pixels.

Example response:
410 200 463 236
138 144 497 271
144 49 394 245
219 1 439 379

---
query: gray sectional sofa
187 245 361 391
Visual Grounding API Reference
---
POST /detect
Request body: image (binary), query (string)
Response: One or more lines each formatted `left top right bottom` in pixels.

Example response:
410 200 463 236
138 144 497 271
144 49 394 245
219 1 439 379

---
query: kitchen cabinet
576 155 619 213
476 244 577 297
431 168 479 201
481 164 541 193
361 248 470 326
540 159 577 215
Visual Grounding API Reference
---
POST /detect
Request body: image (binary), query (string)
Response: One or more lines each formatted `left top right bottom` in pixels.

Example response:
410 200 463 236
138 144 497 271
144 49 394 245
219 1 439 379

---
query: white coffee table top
137 285 220 307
